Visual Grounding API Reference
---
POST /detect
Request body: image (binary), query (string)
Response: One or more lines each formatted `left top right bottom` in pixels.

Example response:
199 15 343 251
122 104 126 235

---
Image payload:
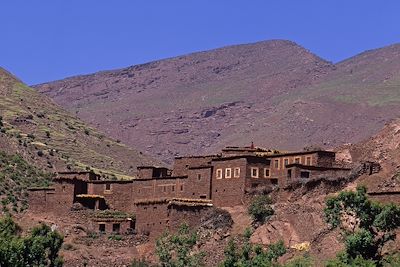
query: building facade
28 146 350 236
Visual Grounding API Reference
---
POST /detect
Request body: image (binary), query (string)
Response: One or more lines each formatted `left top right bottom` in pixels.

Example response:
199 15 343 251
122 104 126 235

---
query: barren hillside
0 67 160 179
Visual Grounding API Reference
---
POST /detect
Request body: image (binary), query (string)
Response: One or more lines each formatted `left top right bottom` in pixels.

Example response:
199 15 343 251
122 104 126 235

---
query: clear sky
2 0 400 85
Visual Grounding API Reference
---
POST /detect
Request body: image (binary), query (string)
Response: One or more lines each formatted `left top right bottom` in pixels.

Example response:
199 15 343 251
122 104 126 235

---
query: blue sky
2 0 400 85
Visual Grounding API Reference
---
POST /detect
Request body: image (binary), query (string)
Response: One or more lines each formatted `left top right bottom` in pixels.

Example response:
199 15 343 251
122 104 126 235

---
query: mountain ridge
33 40 400 162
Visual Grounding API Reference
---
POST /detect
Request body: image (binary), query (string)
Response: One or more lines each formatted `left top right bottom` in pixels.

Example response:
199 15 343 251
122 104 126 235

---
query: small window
300 171 310 179
62 185 66 192
112 223 120 233
264 168 270 177
306 157 312 166
251 167 259 178
216 169 223 179
172 185 175 192
200 195 207 199
105 183 111 191
225 168 232 178
284 158 289 168
163 186 166 192
197 174 201 180
180 185 184 191
274 160 280 169
234 167 240 178
287 169 292 178
99 223 106 233
294 157 301 164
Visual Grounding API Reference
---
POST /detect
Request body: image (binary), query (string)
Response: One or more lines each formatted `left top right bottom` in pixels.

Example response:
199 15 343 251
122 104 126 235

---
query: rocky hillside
0 67 160 179
34 40 400 162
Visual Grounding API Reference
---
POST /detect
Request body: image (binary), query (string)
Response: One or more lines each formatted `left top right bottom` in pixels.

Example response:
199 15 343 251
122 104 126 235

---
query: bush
324 186 400 265
156 224 204 267
0 216 64 267
219 228 286 266
248 195 274 223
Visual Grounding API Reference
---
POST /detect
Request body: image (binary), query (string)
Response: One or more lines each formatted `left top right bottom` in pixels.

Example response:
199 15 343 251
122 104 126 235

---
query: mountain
0 67 160 179
33 40 400 162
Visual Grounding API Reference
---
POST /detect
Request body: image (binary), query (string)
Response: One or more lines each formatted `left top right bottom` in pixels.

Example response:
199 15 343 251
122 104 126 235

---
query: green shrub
0 216 64 267
248 195 274 223
324 186 400 265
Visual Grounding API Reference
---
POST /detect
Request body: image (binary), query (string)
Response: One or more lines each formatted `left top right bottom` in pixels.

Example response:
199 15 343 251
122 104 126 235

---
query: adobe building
28 145 350 236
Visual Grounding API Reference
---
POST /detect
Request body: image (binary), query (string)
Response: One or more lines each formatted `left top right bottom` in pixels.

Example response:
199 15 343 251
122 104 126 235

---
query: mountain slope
34 40 400 162
0 67 160 179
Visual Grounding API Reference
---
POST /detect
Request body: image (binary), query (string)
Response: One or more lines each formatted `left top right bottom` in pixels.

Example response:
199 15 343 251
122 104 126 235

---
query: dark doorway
300 171 310 179
112 223 121 233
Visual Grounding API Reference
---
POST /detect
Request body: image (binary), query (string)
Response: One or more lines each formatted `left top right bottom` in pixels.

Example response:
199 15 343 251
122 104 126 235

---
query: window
197 174 201 180
294 157 301 164
300 171 310 179
163 186 166 192
234 167 240 178
287 169 292 178
99 223 106 233
225 168 232 178
274 159 280 169
112 223 120 233
284 158 289 168
172 185 175 192
105 183 111 191
251 167 259 178
62 185 66 192
264 168 270 177
306 157 312 166
216 169 223 179
200 195 207 199
180 185 184 191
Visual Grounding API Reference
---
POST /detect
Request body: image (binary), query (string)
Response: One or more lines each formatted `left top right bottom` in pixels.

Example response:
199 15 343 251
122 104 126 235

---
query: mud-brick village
28 144 370 237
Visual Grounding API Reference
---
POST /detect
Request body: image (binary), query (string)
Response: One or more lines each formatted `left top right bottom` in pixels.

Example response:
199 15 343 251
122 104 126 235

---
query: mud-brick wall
28 189 55 213
169 205 210 230
269 154 319 179
88 182 134 212
47 181 76 213
183 167 212 199
289 167 350 180
211 158 247 207
172 156 214 177
89 220 132 234
244 159 274 188
316 153 335 167
135 202 170 237
131 179 155 201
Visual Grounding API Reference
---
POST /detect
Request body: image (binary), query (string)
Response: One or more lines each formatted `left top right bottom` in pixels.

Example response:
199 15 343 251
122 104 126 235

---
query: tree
219 228 286 267
0 216 64 267
156 224 204 267
248 195 274 224
324 186 400 266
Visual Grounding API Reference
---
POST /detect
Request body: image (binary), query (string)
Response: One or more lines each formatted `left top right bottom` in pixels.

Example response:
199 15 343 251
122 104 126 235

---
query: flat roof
212 155 270 162
174 154 219 159
266 150 335 158
137 166 169 169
